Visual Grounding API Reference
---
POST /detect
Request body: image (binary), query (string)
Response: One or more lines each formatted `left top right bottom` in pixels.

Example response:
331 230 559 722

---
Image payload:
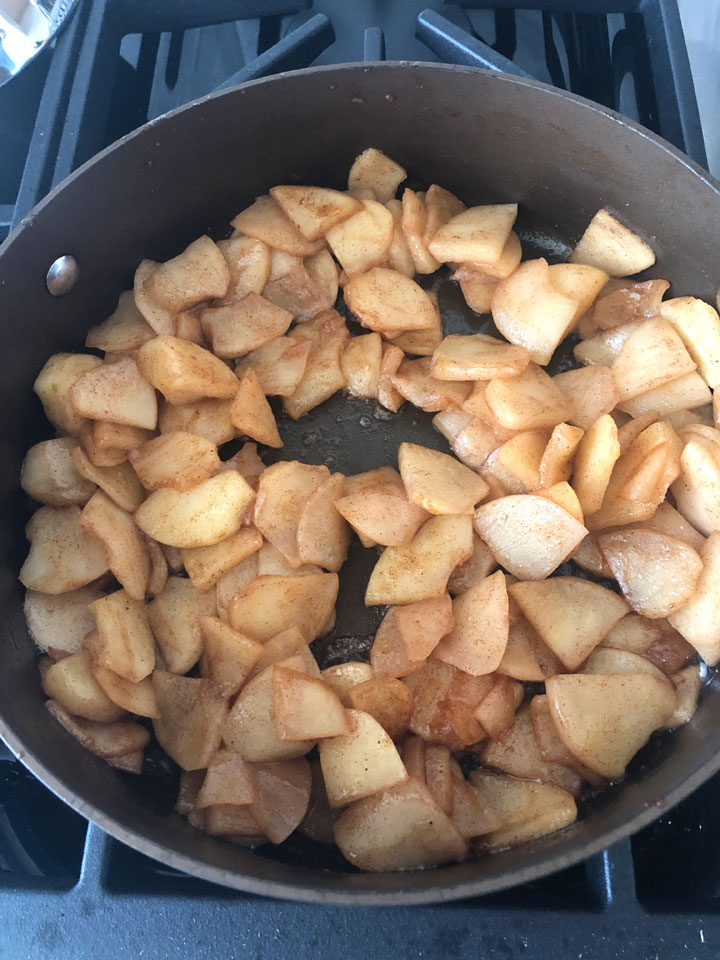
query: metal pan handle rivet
46 256 79 296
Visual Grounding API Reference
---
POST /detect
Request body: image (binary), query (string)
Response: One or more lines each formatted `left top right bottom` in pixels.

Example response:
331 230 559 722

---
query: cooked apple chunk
546 673 674 778
270 185 361 240
430 333 530 381
398 442 488 515
509 577 628 670
296 473 350 571
70 356 158 430
570 208 656 276
335 481 428 547
137 335 238 405
135 472 254 548
229 368 282 448
231 196 325 257
334 779 466 871
667 532 720 664
485 363 574 431
254 461 329 566
319 709 408 807
228 573 338 642
272 666 350 740
89 589 155 683
365 514 473 605
42 651 125 723
152 671 229 770
474 495 587 580
203 292 293 358
326 199 393 276
345 267 438 334
348 148 407 202
598 529 703 618
20 506 109 595
434 572 509 675
611 319 696 402
34 353 103 436
428 204 517 264
80 490 150 601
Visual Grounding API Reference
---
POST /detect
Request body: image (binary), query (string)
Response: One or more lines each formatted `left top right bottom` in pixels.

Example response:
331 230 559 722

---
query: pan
1 62 720 905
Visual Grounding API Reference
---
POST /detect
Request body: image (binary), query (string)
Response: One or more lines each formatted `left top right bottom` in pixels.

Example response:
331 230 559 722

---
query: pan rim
3 61 720 904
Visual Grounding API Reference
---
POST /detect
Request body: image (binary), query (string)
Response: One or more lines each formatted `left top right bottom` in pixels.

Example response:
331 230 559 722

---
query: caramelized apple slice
434 572 508 676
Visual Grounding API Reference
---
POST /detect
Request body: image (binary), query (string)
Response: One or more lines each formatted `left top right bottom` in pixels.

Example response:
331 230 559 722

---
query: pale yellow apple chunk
659 296 720 388
391 357 471 412
428 203 517 264
42 651 126 723
509 577 628 670
572 413 621 516
235 336 311 397
270 185 361 240
71 448 144 510
202 292 293 358
229 368 282 448
547 262 609 321
618 372 711 419
152 671 229 771
86 290 156 353
147 575 215 675
474 495 587 580
344 267 438 334
21 438 97 508
539 423 585 487
92 666 159 718
34 353 103 436
272 666 351 740
143 236 229 311
198 616 263 694
581 647 666 680
325 199 393 276
334 778 467 871
89 590 155 683
19 506 109 595
485 363 574 431
296 473 350 572
216 234 270 302
569 208 656 276
430 333 530 381
23 584 104 658
79 490 150 601
365 514 474 605
434 571 508 675
398 442 488 515
70 356 158 430
254 460 329 567
319 709 408 807
321 663 374 707
137 335 239 405
668 532 720 665
135 472 254 548
552 365 619 431
335 482 429 547
483 430 549 494
598 529 703 618
284 310 349 419
228 573 338 642
231 196 325 257
546 673 675 778
348 148 407 203
611 319 696 402
341 332 383 399
181 527 262 592
492 259 579 365
672 438 720 535
247 757 312 844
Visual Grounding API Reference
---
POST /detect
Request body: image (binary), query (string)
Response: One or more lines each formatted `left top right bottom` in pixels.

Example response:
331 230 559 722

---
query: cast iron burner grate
0 2 715 957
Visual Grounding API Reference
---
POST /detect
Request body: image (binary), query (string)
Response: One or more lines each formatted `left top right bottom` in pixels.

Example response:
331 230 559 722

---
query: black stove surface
0 2 715 957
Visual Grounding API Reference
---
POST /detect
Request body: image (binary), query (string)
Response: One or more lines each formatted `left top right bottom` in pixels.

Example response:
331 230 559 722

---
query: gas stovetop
0 2 717 957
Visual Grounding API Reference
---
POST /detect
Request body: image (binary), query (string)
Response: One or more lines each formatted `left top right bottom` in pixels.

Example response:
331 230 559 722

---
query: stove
1 2 718 957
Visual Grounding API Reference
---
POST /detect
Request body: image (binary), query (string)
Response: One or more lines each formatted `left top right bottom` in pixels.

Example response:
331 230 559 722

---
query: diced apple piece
137 335 238 405
142 236 228 311
423 184 466 243
546 673 675 778
400 188 440 274
34 353 103 436
254 460 328 566
365 514 473 605
570 208 656 276
272 666 350 740
319 708 408 807
371 608 424 679
348 148 406 202
485 363 574 431
224 666 315 762
377 342 405 412
146 575 215 674
667 532 720 664
480 706 581 795
666 665 702 728
473 675 521 741
573 320 638 367
295 473 349 572
70 448 144 512
326 199 393 276
341 332 382 399
474 494 587 580
552 365 619 432
24 584 104 658
404 659 489 750
434 572 508 676
430 333 529 382
548 262 609 322
347 677 414 739
261 249 332 322
92 664 158 717
284 310 349 418
203 291 293 358
537 423 583 488
229 368 282 448
428 203 517 264
158 397 235 446
321 662 374 706
22 438 97 508
483 429 549 494
246 757 312 844
229 573 338 642
392 594 453 663
199 616 263 691
447 534 497 596
632 501 706 553
454 266 498 314
342 466 401 497
510 577 628 670
582 647 666 679
255 541 321 578
572 413 621 516
497 617 548 682
231 196 325 257
385 198 416 278
659 296 720 388
469 770 577 853
20 506 109 595
235 336 311 397
334 778 466 871
423 744 453 813
42 650 125 723
492 259 579 365
345 267 438 334
86 290 156 353
181 527 262 592
398 442 488 515
391 357 471 412
270 185 361 240
194 749 258 809
619 371 711 419
537 482 583 524
672 438 720 535
135 471 254 549
152 671 229 770
70 356 157 430
88 590 155 682
45 700 149 766
80 490 150 600
216 234 271 302
598 529 702 618
612 319 696 403
589 277 668 331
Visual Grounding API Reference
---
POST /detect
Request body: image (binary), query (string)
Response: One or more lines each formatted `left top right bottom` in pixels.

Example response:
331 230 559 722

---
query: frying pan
1 63 719 905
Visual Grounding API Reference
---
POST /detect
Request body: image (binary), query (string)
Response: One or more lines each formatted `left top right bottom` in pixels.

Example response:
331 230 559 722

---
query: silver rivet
46 256 79 296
